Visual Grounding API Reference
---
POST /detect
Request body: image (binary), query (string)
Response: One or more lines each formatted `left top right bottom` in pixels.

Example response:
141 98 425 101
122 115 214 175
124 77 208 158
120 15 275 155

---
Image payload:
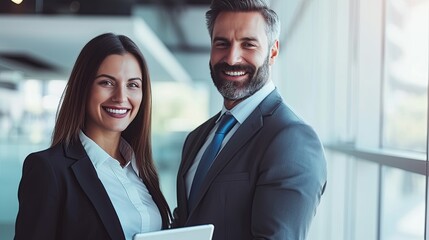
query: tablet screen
133 224 214 240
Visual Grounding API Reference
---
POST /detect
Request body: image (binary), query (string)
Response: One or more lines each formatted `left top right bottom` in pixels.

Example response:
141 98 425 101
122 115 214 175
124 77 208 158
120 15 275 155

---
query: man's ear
269 40 279 65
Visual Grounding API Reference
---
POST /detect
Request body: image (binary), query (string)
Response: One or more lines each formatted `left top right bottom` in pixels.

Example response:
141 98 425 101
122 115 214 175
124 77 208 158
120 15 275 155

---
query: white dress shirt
185 81 276 197
79 131 162 240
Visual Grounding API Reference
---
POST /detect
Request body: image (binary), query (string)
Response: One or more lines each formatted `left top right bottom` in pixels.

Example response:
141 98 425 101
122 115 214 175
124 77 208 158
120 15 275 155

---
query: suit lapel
177 114 219 219
65 141 125 240
180 113 220 176
187 89 283 218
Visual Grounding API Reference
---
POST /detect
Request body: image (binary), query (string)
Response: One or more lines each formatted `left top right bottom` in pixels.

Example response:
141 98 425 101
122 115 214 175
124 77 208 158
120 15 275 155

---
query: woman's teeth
105 108 127 114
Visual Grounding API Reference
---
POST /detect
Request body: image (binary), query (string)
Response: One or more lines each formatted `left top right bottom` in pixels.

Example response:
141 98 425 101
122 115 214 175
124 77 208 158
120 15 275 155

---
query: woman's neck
83 129 125 164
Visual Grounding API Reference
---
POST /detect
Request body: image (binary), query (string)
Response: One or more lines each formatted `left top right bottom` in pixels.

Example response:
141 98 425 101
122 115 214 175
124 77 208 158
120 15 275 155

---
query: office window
273 0 428 239
0 78 65 239
380 167 425 240
382 0 429 153
352 159 379 240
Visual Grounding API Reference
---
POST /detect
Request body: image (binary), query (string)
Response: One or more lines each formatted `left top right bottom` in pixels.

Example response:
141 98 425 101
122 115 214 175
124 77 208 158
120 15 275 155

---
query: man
174 0 327 239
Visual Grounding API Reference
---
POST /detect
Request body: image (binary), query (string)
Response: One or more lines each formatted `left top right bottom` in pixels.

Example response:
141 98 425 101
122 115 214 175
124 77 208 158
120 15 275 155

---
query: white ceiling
0 13 195 82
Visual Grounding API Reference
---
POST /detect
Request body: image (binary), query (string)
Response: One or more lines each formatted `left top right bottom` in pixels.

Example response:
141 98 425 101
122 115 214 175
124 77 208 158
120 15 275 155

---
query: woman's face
85 53 143 137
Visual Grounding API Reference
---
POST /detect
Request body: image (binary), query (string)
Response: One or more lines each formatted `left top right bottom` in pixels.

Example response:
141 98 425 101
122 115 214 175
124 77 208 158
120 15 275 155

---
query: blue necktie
188 114 237 210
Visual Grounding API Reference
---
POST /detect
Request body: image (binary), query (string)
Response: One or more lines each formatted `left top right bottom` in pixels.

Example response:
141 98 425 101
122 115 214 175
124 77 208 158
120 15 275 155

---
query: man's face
209 11 278 103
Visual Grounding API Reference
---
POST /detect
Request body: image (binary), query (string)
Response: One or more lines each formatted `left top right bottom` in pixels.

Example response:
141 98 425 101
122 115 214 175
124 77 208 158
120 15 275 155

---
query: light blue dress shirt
185 81 276 197
79 131 162 240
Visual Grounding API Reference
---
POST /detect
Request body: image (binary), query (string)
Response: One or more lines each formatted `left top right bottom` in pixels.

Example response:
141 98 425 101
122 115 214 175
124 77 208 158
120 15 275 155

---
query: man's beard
210 56 270 101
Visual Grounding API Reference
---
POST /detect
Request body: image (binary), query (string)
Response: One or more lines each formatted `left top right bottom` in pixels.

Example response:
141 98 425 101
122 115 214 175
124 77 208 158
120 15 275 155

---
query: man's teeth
225 71 245 76
105 108 127 114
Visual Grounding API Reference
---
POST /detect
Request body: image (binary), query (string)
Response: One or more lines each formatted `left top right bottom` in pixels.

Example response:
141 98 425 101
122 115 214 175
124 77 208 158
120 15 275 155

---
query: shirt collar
79 131 137 172
218 80 275 123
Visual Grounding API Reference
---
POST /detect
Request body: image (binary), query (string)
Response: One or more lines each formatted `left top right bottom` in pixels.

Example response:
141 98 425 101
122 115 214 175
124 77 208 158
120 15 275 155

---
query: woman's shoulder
24 140 87 166
26 143 64 159
23 143 74 169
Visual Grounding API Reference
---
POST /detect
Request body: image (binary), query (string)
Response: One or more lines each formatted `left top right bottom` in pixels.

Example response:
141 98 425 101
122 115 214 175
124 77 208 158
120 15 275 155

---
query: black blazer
175 89 327 240
15 141 125 240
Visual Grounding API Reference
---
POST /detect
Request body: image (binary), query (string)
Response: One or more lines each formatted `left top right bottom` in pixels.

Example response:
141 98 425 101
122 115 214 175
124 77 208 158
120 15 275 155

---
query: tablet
133 224 214 240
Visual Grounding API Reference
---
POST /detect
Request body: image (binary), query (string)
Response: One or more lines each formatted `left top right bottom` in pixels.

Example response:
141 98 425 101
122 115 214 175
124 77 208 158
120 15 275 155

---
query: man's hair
206 0 281 47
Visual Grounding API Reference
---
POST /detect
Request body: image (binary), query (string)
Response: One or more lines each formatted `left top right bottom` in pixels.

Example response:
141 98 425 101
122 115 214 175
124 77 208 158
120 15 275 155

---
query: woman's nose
111 86 126 103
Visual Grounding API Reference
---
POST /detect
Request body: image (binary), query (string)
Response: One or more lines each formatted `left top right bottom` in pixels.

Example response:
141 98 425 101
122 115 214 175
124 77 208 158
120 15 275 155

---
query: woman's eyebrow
95 74 115 80
128 77 142 82
95 74 142 82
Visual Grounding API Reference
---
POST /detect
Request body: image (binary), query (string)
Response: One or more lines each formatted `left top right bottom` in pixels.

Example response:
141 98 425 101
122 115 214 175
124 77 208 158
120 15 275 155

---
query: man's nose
224 46 242 65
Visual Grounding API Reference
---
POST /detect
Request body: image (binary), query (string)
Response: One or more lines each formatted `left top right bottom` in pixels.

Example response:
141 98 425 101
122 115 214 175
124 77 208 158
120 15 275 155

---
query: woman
15 33 172 240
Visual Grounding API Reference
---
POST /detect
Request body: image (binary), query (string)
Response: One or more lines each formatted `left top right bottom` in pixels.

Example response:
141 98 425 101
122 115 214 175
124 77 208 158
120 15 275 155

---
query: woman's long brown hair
52 33 172 228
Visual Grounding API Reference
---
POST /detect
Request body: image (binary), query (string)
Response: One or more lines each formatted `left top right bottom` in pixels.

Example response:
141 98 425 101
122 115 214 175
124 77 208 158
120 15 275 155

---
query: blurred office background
0 0 427 239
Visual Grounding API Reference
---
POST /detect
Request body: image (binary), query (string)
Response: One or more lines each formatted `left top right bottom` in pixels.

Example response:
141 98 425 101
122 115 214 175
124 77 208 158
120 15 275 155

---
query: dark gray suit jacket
15 141 125 240
175 89 327 240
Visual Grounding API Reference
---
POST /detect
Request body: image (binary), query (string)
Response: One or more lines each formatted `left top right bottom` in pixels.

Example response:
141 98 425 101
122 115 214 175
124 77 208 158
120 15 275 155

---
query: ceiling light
10 0 23 5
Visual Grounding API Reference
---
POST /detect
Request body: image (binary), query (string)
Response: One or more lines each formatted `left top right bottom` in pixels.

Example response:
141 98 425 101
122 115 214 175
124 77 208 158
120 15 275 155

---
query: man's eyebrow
212 36 259 42
240 37 259 42
213 36 229 42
